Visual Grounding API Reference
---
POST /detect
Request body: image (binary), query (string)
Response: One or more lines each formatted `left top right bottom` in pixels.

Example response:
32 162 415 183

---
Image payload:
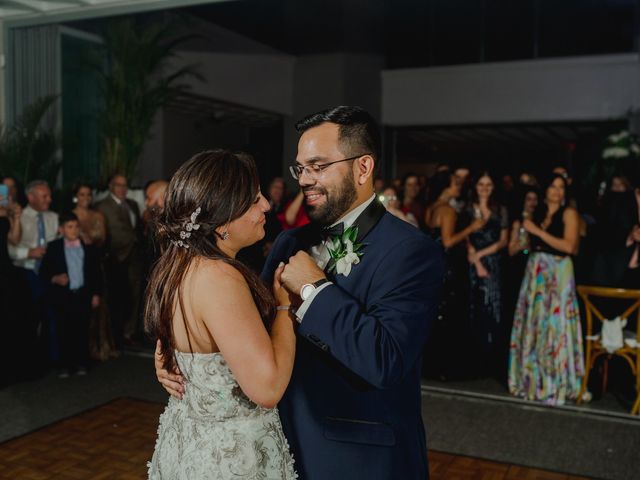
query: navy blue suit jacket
261 201 444 479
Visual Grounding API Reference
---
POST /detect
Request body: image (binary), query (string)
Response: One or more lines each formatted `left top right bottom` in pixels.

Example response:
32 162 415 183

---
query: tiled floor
2 352 638 479
0 398 592 480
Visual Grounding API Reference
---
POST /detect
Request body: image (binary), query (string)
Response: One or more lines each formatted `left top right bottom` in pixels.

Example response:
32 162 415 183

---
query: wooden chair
576 285 640 414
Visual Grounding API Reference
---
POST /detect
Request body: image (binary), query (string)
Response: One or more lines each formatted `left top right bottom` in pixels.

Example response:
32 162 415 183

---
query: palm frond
0 95 60 185
95 18 202 183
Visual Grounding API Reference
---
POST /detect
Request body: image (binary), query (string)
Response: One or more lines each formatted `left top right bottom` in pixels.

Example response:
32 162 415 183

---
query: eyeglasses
289 153 370 180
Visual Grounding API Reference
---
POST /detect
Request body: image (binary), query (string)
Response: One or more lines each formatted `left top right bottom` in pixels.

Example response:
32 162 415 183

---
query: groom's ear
355 155 375 186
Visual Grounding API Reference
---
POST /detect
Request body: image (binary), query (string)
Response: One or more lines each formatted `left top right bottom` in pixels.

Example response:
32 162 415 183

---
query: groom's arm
297 236 444 389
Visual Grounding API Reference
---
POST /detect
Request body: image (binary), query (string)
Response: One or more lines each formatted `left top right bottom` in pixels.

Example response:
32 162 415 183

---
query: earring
72 197 78 204
220 231 229 241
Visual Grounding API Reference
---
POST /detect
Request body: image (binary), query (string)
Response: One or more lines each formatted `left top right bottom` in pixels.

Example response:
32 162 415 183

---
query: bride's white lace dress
148 351 297 479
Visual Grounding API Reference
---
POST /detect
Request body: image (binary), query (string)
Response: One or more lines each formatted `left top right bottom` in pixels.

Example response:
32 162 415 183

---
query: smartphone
0 184 9 207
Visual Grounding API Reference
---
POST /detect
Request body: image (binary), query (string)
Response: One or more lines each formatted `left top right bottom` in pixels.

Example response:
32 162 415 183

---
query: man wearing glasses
156 106 444 479
270 105 443 479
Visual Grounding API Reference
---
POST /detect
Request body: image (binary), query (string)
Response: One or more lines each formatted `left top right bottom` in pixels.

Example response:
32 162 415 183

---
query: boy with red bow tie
40 212 102 377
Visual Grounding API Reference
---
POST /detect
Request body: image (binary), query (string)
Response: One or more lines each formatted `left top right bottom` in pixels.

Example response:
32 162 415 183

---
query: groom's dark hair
295 106 381 162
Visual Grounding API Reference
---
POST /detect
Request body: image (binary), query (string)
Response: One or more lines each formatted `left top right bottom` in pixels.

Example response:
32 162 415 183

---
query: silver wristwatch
300 278 329 301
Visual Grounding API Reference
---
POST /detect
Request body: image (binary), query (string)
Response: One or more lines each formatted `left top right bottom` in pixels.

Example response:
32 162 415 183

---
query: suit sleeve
260 230 290 283
39 244 57 283
297 236 444 389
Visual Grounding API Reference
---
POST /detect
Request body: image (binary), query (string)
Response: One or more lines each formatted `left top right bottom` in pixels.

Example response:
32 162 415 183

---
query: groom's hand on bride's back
155 339 186 399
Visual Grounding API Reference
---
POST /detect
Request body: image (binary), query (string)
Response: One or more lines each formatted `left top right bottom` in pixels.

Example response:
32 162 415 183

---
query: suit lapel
354 199 387 243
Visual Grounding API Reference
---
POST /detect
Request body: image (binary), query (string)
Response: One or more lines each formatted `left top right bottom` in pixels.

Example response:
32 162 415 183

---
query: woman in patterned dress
145 150 297 479
508 174 584 405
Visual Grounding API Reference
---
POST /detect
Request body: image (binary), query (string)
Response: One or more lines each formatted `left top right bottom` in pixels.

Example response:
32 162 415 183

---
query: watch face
301 284 314 301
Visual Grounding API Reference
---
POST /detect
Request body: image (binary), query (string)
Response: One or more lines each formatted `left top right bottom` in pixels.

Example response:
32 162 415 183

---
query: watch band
313 278 329 288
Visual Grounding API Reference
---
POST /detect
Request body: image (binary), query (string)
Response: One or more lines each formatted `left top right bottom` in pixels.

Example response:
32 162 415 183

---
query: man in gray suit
97 174 143 347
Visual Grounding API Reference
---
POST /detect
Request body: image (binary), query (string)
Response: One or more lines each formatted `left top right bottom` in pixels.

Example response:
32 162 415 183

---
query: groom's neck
343 187 374 217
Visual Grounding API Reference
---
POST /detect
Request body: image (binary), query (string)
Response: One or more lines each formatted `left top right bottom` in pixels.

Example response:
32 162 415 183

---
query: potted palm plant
94 18 201 184
0 94 60 186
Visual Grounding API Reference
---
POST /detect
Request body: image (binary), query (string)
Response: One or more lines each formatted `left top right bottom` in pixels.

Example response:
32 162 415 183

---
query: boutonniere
327 225 365 276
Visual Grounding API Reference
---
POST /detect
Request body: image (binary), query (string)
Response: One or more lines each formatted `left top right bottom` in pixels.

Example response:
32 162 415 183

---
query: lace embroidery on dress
148 351 297 479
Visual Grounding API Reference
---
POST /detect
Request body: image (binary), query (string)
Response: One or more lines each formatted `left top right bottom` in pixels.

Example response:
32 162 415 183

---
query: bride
145 150 297 479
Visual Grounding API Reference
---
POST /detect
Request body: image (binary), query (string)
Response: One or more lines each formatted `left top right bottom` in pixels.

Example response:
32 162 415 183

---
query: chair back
577 286 640 345
577 285 640 414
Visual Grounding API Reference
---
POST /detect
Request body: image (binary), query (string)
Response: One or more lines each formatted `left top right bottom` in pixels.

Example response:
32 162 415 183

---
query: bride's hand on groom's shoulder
155 339 185 399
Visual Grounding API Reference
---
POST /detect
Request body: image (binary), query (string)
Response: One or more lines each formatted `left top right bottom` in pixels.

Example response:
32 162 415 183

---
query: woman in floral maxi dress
508 174 584 405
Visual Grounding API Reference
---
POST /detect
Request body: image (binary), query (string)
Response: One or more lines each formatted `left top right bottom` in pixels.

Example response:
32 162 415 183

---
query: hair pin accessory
172 207 201 249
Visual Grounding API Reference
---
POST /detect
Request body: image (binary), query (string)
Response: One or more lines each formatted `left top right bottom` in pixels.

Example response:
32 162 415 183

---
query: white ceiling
0 0 233 26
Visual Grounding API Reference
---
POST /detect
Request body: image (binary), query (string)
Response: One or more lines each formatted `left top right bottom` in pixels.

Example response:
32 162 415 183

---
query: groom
262 106 443 479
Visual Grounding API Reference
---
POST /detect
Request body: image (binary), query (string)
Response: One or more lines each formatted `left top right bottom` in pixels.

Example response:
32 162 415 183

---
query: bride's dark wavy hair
144 149 275 372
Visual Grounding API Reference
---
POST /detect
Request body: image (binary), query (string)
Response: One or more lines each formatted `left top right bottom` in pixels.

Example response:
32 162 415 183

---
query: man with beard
156 106 444 479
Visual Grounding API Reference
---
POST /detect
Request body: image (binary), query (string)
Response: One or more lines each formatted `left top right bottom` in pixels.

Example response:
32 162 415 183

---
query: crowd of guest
2 163 639 408
0 174 166 383
377 165 640 407
251 164 639 407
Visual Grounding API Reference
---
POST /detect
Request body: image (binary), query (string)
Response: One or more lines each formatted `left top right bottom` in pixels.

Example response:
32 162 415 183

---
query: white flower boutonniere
327 225 365 276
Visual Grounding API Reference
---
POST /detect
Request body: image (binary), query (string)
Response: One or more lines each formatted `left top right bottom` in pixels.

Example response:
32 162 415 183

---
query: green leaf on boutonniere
327 225 366 275
343 226 358 244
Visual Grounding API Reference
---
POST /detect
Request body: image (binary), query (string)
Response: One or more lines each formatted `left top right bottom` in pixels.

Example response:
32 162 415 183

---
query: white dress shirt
295 194 377 321
9 206 59 271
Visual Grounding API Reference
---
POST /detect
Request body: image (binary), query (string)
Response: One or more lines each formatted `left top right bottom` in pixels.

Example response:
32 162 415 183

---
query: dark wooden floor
0 398 591 479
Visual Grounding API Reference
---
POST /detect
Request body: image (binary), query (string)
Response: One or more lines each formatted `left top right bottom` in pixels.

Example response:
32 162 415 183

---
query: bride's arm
195 261 296 408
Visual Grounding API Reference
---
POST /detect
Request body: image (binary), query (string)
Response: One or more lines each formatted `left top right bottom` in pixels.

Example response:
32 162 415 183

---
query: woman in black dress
465 171 509 378
422 171 485 379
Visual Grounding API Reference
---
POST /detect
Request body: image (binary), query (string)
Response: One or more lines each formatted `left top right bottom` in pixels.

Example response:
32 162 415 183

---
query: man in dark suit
155 106 443 479
96 174 143 346
40 212 102 376
260 106 444 479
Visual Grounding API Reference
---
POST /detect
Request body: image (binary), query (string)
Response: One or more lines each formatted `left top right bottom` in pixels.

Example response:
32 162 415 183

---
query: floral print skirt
508 252 584 405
